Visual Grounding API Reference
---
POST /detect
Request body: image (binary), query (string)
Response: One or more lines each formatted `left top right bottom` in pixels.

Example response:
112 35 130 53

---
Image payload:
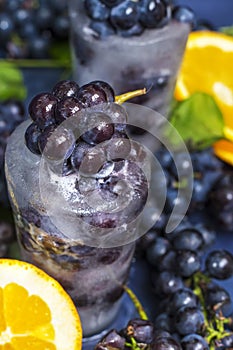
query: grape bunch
25 79 148 229
0 99 25 206
152 146 233 229
83 0 196 38
0 0 69 59
95 220 233 349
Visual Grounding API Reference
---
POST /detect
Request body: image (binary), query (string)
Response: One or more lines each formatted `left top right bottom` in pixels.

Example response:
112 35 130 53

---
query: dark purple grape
171 229 204 252
84 0 110 21
37 124 56 153
90 80 115 102
94 329 125 349
169 288 198 315
38 124 75 161
110 0 140 30
218 333 233 348
205 250 233 280
52 80 80 100
70 141 93 171
72 141 106 176
105 130 131 161
28 35 51 59
0 13 15 43
172 6 196 28
151 334 182 350
24 122 41 155
154 313 172 332
81 112 114 145
118 22 144 37
139 0 170 29
76 81 113 108
204 283 231 311
181 334 209 350
151 270 184 296
89 20 116 38
28 92 58 130
174 306 204 336
125 318 155 344
156 249 176 272
53 15 70 39
55 96 83 124
146 237 171 267
175 250 201 278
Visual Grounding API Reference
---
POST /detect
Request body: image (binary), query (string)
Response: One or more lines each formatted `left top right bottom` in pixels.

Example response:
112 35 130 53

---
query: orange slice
174 30 233 163
0 259 82 350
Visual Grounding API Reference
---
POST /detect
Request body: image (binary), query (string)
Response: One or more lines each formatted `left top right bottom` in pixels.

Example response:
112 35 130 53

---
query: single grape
0 13 14 43
84 0 110 21
146 237 171 266
151 333 182 350
172 6 196 28
24 122 41 155
139 0 170 29
174 306 204 336
168 288 198 315
90 80 115 102
81 112 114 145
52 80 80 100
171 229 204 252
94 329 125 349
28 92 58 130
89 19 116 38
110 0 140 30
175 250 201 278
38 124 76 161
124 318 155 344
55 96 83 124
205 250 233 280
204 283 231 311
181 334 209 350
151 270 184 296
105 130 131 161
77 81 113 107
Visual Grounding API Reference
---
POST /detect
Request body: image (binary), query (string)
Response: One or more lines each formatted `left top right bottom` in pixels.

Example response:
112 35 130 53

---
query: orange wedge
174 30 233 163
0 259 82 350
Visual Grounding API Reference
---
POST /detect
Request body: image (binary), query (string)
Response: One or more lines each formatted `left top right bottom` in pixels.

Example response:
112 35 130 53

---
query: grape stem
115 88 147 104
122 285 149 321
192 271 233 349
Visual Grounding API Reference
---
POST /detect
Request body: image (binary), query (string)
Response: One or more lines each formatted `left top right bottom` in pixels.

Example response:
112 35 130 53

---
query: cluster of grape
25 79 148 229
94 220 233 349
95 319 183 349
0 99 25 206
84 0 196 38
0 0 69 59
153 146 233 231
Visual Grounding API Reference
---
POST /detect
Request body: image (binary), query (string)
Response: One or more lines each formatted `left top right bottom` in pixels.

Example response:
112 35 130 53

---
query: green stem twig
123 285 149 321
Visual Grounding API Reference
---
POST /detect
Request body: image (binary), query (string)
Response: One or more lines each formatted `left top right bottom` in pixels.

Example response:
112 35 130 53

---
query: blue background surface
174 0 233 28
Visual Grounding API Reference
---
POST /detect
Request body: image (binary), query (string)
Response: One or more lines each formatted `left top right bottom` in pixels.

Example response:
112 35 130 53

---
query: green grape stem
125 337 142 350
123 285 149 321
115 88 147 104
192 271 233 348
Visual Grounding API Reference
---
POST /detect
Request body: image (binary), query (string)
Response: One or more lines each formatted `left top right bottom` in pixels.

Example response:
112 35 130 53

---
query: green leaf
165 92 224 150
0 61 27 101
220 26 233 37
